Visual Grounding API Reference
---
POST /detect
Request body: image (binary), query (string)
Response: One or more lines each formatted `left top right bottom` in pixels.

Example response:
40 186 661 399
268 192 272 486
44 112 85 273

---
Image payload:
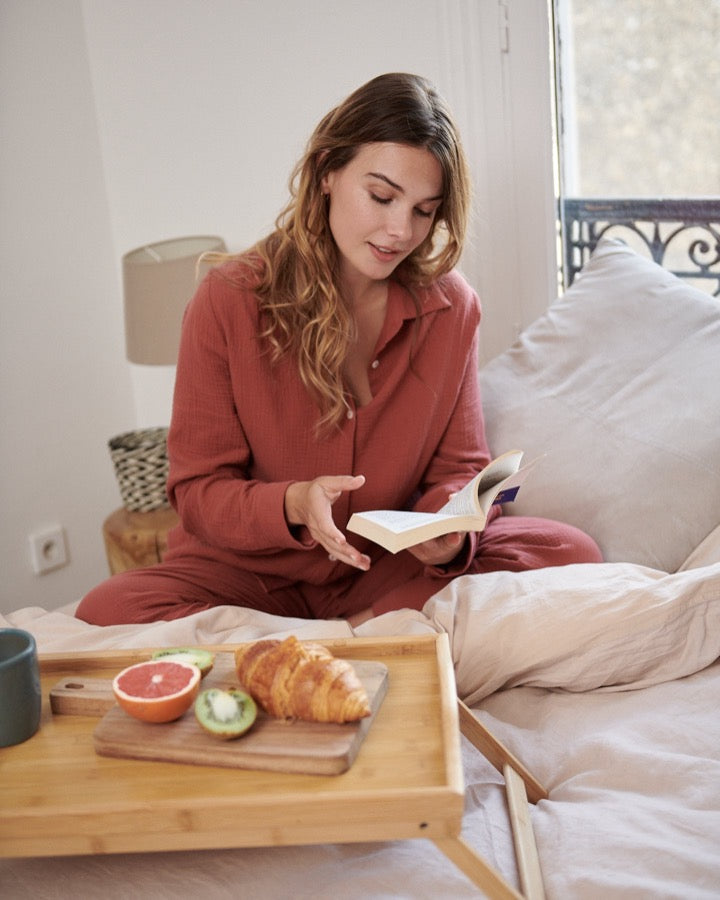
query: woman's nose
386 206 412 241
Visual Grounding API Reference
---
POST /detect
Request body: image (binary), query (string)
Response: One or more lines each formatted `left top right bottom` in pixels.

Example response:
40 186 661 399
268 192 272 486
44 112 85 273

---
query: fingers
408 531 464 565
323 473 366 500
327 537 371 571
305 474 370 571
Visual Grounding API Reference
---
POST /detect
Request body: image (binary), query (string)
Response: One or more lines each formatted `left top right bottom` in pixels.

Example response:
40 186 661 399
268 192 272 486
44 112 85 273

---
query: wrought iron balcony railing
561 197 720 296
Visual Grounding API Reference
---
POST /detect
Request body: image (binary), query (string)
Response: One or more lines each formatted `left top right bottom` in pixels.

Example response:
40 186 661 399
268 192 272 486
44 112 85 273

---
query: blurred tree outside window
556 0 720 198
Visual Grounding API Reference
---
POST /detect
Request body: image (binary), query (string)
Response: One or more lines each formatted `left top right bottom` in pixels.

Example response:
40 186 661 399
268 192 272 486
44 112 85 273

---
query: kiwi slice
194 688 257 740
151 647 215 676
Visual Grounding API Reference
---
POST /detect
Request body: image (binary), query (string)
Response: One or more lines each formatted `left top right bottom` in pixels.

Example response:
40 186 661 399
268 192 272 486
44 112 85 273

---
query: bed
2 239 720 898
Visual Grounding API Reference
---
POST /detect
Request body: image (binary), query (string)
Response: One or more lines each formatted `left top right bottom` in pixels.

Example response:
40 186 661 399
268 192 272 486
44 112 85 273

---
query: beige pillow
425 560 720 703
479 238 720 572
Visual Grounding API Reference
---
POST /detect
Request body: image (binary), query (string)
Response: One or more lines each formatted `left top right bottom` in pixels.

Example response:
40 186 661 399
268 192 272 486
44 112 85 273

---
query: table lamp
110 235 226 513
122 235 226 365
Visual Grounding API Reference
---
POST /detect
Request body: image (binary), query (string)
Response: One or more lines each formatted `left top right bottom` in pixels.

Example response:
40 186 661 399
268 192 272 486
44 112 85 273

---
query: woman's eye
370 192 436 219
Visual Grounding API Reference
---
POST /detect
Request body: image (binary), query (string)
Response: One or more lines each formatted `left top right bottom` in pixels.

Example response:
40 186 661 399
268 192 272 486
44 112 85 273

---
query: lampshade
122 235 226 365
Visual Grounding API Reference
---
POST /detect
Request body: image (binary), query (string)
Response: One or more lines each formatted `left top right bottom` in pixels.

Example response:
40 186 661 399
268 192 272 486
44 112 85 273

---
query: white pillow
423 561 720 704
479 238 720 573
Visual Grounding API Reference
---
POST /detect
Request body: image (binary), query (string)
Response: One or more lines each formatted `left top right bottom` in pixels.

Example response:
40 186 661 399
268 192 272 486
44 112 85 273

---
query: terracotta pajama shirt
77 263 601 626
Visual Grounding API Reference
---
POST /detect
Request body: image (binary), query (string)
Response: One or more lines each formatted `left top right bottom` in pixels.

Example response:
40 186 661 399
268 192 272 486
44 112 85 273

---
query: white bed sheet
2 560 720 899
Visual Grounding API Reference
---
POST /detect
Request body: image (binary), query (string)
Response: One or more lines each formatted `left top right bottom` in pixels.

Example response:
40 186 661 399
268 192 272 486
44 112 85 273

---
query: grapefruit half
112 659 201 723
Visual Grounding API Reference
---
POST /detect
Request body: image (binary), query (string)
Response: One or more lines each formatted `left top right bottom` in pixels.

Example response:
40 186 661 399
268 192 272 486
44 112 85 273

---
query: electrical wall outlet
29 526 68 575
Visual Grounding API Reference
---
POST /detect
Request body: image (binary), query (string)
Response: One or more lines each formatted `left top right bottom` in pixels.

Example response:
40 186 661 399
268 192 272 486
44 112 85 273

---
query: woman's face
322 142 443 297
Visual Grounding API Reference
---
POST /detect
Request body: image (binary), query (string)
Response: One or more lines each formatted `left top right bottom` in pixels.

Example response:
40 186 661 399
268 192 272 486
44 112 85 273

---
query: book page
437 450 530 519
351 509 448 535
436 474 485 518
477 454 542 515
438 450 523 518
474 449 524 494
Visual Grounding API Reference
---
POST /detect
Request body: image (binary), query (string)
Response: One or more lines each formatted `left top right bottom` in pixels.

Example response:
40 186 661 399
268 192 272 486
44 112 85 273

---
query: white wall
0 0 557 616
0 0 135 616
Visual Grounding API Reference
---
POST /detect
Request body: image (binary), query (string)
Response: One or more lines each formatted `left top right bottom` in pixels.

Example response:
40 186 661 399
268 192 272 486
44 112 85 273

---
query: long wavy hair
216 73 470 431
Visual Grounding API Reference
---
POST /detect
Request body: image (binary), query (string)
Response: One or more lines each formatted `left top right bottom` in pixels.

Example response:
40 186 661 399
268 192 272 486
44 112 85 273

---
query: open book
347 449 539 554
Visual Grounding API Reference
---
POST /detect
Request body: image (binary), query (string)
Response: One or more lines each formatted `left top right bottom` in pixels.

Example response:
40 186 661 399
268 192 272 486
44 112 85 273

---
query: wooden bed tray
1 633 545 899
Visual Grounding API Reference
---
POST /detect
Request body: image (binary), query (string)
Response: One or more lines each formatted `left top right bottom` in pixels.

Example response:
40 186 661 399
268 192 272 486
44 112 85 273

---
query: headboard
561 197 720 296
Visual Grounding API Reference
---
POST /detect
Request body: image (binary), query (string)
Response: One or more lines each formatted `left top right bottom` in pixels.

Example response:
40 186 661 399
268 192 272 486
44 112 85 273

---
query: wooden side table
102 506 179 574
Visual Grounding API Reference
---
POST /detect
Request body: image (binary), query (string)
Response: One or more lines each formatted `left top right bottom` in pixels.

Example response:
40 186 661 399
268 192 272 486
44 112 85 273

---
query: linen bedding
2 240 719 898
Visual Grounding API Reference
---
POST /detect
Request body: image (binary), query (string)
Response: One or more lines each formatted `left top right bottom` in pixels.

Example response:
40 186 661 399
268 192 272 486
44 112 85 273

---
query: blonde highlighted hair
214 73 470 431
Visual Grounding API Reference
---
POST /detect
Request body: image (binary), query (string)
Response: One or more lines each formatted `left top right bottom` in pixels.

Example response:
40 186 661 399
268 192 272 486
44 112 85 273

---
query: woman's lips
369 242 402 263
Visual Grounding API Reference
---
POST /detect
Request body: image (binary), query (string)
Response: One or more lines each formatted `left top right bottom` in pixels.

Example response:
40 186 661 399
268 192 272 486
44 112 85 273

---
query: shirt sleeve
166 271 315 554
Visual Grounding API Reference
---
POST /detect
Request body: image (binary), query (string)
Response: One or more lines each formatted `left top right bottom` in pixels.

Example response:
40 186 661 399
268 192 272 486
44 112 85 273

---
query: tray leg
504 763 546 900
457 699 547 899
458 699 548 804
433 836 523 899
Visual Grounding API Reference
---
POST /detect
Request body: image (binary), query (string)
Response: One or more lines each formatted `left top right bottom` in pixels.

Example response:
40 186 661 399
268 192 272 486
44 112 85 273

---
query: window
555 0 720 294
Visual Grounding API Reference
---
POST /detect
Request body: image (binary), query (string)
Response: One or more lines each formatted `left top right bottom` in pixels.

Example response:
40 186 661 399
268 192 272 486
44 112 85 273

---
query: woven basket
108 427 170 512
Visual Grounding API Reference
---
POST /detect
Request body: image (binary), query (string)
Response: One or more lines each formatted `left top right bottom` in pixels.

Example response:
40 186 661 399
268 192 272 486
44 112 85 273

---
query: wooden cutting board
51 652 388 776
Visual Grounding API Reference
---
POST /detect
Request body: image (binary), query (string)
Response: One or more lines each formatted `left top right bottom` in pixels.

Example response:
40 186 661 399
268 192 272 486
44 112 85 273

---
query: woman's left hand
407 531 466 566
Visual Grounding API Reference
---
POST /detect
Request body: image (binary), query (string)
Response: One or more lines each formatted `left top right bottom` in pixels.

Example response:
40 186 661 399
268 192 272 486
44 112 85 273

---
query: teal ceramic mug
0 628 42 747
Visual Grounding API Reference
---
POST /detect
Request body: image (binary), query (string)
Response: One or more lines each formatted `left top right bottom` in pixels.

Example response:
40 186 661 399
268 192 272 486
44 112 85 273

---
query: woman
77 73 601 627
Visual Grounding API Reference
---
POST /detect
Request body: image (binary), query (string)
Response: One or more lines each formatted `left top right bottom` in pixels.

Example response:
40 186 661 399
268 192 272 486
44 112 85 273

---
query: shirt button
371 359 379 369
346 409 354 420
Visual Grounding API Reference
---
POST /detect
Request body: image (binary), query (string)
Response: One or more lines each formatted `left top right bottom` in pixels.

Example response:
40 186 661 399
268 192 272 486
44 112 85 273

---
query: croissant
234 635 371 723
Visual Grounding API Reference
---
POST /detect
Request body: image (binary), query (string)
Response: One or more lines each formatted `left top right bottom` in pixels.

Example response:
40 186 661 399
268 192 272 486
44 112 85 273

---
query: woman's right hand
284 475 371 571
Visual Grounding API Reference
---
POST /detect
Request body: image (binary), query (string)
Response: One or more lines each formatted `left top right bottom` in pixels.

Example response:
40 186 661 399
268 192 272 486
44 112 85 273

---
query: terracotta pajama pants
76 516 602 626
